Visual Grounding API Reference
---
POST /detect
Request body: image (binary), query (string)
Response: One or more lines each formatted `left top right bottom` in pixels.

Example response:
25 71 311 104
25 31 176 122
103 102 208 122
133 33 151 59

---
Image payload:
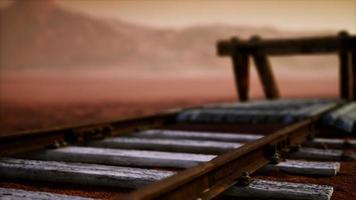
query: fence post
338 31 353 100
352 50 356 100
230 37 250 101
250 35 280 99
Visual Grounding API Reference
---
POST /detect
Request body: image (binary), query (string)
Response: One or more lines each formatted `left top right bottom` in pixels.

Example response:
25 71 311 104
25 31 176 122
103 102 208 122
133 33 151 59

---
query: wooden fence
217 31 356 101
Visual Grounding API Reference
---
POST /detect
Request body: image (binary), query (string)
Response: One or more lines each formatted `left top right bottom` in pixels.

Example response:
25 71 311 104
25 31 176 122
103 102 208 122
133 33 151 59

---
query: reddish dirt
0 69 337 133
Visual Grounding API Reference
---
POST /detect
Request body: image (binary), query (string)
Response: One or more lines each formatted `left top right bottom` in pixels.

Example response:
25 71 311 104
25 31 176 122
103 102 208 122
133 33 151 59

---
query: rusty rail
0 110 178 156
217 31 356 101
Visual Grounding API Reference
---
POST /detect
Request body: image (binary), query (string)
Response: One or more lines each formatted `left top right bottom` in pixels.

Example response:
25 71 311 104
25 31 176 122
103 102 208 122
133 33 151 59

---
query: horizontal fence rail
217 34 356 56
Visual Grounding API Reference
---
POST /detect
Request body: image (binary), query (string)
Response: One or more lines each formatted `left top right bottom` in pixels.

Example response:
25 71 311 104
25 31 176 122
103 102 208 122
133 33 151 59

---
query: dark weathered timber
127 118 323 200
217 35 356 56
303 138 356 149
322 102 356 132
87 137 242 154
339 32 354 99
261 159 340 176
0 111 178 157
225 179 333 200
206 99 335 110
218 33 356 101
339 50 352 99
177 102 337 124
283 103 338 124
0 187 94 200
131 130 263 142
23 146 215 168
230 38 250 101
322 103 355 122
289 147 344 161
250 36 279 99
352 50 356 100
0 158 174 188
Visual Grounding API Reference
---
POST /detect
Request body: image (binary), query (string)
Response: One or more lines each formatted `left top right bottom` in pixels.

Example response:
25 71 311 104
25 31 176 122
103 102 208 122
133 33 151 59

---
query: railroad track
1 33 355 199
1 98 356 200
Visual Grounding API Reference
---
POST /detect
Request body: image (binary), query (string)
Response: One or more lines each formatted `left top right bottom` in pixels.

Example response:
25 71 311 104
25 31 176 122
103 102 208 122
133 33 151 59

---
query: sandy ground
0 68 338 134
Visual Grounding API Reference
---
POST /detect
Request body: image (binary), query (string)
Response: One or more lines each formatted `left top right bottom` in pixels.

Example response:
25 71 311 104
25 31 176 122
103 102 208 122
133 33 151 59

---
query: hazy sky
1 0 356 32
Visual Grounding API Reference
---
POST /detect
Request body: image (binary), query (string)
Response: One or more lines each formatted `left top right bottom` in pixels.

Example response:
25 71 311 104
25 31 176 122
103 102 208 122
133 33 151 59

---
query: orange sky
1 0 355 32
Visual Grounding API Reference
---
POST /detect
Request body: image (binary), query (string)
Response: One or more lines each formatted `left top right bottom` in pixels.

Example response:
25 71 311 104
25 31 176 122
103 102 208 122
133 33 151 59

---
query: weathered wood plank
322 103 356 122
177 102 336 124
260 159 340 176
0 158 174 188
322 102 356 132
251 36 280 99
225 179 333 200
352 50 356 100
87 137 242 154
201 99 335 111
131 130 263 142
303 138 356 149
339 32 353 99
335 115 356 133
231 40 250 102
217 34 356 56
177 109 283 124
289 147 343 161
0 187 93 200
23 146 215 168
283 103 338 123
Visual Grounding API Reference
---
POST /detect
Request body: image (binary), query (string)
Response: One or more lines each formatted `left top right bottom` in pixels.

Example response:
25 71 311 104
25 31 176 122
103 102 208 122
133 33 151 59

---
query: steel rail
0 110 178 156
127 106 335 200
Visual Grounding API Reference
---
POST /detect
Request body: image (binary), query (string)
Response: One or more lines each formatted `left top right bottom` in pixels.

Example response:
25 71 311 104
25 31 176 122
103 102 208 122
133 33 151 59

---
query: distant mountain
0 0 336 69
0 0 140 68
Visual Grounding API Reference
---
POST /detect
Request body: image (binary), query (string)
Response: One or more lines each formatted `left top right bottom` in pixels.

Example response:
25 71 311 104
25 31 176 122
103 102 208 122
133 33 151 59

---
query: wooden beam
261 159 340 176
0 158 174 189
289 147 344 161
225 179 333 200
87 137 242 154
24 146 215 168
230 38 250 101
250 36 280 99
338 31 353 100
352 50 356 100
217 34 356 56
176 102 337 124
0 187 93 200
303 138 356 149
132 130 263 142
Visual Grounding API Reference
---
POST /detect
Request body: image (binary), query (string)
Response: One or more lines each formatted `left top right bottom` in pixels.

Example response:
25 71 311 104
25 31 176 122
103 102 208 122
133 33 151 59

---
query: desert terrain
0 0 340 134
0 66 338 134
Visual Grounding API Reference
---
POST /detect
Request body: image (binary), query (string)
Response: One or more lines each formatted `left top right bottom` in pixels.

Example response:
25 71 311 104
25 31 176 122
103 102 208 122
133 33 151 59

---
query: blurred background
0 0 355 133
